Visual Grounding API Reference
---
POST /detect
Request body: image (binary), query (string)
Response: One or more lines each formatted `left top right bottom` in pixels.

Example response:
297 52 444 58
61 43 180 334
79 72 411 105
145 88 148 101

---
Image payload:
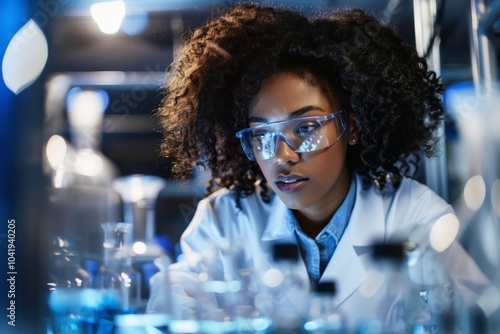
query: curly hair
156 2 444 203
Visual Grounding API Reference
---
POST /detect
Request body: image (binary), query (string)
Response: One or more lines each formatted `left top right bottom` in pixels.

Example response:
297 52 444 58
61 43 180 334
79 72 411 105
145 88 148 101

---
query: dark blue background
1 1 47 332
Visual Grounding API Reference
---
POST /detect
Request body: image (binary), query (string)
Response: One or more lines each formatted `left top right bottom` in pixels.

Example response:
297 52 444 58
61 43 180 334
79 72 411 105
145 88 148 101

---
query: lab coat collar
347 174 388 246
260 175 388 306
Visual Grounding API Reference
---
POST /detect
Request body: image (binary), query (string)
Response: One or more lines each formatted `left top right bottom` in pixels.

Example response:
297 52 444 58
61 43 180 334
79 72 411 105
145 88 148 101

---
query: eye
253 129 273 139
294 121 320 135
252 130 274 145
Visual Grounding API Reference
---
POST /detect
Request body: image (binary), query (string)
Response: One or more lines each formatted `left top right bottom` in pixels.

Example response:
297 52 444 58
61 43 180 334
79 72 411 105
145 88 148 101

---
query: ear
347 111 360 146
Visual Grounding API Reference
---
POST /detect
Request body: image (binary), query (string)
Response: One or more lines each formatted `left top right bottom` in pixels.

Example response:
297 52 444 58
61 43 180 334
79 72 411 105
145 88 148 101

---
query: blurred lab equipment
303 281 345 334
45 87 120 269
254 243 309 333
113 174 167 262
446 82 500 333
48 236 94 334
98 222 142 312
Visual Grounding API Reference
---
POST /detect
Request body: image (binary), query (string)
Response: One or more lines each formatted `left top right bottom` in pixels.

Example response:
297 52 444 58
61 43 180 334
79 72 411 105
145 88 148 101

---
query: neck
293 171 352 239
293 211 331 239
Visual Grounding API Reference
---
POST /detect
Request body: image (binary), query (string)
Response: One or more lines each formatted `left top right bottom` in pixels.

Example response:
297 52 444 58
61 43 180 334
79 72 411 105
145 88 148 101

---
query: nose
273 135 299 164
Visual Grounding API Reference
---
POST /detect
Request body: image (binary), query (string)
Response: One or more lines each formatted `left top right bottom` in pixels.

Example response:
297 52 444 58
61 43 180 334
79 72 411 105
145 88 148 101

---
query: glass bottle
405 246 455 334
48 236 95 334
49 236 93 290
98 222 142 314
45 88 120 274
303 281 345 334
255 242 309 333
220 240 271 334
356 242 406 334
193 240 239 334
67 87 120 258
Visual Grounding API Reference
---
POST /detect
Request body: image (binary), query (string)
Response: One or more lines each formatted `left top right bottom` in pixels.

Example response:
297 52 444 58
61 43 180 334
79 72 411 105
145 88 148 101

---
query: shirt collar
318 177 356 242
261 176 356 242
291 176 356 242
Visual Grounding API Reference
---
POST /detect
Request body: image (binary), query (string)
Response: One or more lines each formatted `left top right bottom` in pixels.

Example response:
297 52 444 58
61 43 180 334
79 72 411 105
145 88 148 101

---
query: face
249 71 358 223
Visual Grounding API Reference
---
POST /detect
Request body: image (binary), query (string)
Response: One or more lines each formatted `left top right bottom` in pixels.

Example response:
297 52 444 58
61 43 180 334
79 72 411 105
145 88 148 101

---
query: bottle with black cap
303 280 345 333
356 241 406 334
255 242 309 333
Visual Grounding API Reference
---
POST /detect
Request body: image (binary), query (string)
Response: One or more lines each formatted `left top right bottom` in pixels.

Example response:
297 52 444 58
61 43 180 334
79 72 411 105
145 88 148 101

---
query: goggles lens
235 111 347 161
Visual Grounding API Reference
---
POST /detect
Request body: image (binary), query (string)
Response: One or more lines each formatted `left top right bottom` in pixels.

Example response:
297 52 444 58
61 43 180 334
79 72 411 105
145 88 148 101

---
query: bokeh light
262 268 284 288
463 175 486 211
66 88 109 129
429 213 459 252
46 135 67 168
90 1 126 34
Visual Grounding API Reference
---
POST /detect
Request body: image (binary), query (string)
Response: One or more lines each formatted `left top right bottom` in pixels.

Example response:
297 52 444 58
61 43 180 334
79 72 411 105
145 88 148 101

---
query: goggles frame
235 110 347 161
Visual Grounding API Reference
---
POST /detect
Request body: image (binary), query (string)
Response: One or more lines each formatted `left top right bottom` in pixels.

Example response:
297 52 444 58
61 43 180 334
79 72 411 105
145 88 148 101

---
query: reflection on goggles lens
235 111 346 161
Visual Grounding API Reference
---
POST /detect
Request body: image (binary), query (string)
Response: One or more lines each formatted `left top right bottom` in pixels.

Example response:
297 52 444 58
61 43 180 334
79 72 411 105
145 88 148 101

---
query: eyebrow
248 105 326 123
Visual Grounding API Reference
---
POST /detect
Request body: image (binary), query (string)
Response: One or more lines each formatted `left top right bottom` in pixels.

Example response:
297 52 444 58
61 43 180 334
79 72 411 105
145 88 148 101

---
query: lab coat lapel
320 175 388 306
320 233 365 307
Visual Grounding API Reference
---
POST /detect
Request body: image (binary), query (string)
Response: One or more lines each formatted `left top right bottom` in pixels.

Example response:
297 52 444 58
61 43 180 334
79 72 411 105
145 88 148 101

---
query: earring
350 137 357 144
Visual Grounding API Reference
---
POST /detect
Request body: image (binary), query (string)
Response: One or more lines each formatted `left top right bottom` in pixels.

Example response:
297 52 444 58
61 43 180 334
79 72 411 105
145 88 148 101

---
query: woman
148 3 489 331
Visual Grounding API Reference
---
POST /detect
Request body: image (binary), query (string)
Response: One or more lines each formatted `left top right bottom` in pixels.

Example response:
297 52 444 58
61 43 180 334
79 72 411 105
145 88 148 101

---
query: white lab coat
148 174 489 329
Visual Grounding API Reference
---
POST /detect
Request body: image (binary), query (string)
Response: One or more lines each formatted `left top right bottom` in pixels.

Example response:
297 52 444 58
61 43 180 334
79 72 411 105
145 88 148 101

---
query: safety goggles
235 111 347 161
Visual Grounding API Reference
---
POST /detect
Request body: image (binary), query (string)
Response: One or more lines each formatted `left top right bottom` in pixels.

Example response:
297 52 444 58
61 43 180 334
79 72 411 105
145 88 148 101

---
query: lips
275 175 309 193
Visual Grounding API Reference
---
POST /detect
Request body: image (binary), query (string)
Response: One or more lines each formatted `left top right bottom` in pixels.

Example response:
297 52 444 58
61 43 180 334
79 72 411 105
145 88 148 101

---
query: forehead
249 70 342 119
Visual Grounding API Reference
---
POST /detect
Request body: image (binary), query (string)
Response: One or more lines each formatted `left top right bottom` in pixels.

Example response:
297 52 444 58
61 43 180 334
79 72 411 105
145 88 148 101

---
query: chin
278 196 311 211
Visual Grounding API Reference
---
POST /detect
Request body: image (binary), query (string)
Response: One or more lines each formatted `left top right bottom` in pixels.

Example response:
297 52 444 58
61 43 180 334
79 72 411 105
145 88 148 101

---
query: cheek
310 156 341 179
256 160 273 178
313 140 348 165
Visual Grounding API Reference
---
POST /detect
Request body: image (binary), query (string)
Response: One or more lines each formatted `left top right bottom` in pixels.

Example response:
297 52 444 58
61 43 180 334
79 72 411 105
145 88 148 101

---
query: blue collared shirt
290 177 356 285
